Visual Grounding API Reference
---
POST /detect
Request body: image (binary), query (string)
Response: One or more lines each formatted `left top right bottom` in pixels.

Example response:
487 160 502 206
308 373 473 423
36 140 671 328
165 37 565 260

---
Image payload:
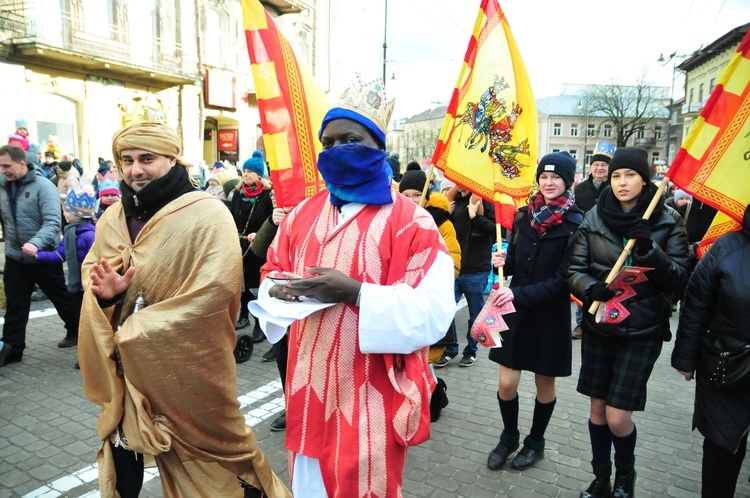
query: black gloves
588 281 615 302
626 218 652 254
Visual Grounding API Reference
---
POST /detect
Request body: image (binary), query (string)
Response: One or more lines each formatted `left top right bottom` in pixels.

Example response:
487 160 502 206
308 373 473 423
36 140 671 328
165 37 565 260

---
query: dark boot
430 377 449 422
487 431 519 470
612 469 636 498
579 476 611 498
510 435 545 470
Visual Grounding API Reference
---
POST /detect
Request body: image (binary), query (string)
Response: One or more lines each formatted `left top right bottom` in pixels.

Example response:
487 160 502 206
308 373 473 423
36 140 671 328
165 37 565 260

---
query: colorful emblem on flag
431 0 537 229
667 29 750 254
241 0 329 208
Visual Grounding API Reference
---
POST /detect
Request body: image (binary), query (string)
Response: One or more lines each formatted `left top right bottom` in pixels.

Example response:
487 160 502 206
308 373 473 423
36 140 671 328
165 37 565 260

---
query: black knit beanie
399 170 427 193
608 147 651 182
537 151 576 189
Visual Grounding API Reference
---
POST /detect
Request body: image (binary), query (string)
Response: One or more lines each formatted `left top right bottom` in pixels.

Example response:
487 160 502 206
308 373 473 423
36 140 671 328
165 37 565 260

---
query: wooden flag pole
419 164 434 208
496 222 505 288
588 177 670 315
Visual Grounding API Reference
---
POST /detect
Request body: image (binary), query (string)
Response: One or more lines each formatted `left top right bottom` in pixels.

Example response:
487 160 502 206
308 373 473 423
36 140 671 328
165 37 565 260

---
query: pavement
1 262 750 496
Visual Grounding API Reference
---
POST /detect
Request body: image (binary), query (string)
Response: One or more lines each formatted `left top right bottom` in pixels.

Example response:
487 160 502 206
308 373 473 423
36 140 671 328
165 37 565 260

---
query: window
570 123 579 137
699 83 705 103
552 148 560 153
689 88 694 102
587 123 596 137
585 149 593 165
654 126 663 140
709 77 716 94
651 151 660 163
553 123 561 136
636 128 645 139
569 149 578 160
603 124 612 138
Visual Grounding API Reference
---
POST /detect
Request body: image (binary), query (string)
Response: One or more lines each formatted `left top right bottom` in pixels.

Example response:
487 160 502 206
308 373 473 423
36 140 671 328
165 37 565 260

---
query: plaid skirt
577 332 663 411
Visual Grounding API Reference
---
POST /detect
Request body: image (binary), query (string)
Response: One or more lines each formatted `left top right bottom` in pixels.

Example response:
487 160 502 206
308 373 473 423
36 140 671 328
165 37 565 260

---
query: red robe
263 191 443 497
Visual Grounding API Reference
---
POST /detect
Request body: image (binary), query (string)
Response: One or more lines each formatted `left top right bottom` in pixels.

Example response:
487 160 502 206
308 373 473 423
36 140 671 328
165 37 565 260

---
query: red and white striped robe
263 191 444 497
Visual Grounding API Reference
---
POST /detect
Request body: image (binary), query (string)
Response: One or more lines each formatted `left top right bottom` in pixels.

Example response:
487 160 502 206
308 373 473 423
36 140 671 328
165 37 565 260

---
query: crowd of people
0 74 748 498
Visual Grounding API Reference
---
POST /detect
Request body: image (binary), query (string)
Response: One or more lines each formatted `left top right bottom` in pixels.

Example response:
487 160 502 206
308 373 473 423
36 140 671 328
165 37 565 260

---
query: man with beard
78 122 289 498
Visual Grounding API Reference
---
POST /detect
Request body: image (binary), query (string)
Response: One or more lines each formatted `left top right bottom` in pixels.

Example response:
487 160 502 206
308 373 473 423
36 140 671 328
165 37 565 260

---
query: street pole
382 0 388 87
578 100 589 179
665 63 677 167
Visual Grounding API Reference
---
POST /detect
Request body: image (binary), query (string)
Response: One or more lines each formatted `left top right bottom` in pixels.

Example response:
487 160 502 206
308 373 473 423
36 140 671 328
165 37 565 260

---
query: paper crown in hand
97 171 120 197
591 140 616 163
65 186 97 219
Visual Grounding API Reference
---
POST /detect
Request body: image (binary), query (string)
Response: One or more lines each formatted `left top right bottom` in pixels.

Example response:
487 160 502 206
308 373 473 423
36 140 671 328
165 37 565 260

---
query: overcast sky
369 0 750 120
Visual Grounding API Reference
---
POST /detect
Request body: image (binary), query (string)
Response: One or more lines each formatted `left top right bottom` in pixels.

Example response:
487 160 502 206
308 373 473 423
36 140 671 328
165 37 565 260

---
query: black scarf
120 165 196 221
596 182 663 238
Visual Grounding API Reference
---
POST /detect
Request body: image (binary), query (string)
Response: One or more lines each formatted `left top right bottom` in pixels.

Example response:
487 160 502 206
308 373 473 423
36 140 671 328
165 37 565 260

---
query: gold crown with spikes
119 94 166 128
335 74 396 132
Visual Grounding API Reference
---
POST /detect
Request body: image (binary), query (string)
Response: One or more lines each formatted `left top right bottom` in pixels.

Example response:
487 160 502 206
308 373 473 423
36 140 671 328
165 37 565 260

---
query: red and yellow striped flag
667 29 750 255
430 0 537 229
241 0 329 207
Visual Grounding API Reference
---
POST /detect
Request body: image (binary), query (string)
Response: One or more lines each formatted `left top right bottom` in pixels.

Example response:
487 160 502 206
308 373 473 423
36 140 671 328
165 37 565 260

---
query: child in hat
8 119 30 151
95 171 121 219
36 186 98 364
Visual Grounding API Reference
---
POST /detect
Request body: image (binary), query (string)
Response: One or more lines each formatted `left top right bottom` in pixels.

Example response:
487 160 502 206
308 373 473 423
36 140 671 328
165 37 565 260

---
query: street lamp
658 52 688 167
382 0 388 87
577 99 590 180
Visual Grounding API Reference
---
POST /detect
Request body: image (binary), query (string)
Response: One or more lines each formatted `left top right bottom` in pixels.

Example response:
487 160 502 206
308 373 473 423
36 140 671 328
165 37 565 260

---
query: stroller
234 331 253 363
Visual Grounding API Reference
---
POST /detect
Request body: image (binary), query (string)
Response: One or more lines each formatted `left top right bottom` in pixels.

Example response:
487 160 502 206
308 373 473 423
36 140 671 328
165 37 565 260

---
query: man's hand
468 197 482 219
278 267 361 304
448 200 455 215
22 243 38 257
491 287 514 307
469 194 484 216
676 369 694 381
247 232 257 245
89 258 136 300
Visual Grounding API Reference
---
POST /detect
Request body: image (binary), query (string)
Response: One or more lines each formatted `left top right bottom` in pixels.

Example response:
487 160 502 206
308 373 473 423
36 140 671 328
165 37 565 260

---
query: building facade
0 0 310 175
677 22 749 152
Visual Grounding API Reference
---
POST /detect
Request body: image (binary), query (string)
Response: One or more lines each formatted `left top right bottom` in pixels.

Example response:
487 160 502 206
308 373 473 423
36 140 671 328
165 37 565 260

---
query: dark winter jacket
451 192 496 274
574 175 608 213
490 206 583 376
671 205 750 454
0 165 61 263
36 220 96 292
230 187 274 288
568 195 690 339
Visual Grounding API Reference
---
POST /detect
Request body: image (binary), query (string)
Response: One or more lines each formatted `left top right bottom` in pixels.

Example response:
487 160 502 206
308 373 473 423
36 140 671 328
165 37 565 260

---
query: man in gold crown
78 120 290 497
260 76 456 497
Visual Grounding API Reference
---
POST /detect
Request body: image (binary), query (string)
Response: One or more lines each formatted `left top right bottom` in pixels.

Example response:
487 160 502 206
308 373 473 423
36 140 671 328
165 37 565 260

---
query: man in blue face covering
258 75 456 497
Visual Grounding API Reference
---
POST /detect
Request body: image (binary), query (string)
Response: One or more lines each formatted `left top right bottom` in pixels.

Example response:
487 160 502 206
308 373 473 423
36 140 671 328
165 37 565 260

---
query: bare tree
581 74 668 148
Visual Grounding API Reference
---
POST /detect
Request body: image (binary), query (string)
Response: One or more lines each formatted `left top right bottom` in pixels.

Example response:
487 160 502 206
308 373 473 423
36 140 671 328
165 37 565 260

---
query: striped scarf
528 190 574 234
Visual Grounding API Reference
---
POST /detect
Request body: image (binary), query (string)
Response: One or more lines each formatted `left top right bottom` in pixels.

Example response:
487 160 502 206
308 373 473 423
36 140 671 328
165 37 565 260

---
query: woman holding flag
486 152 583 471
568 147 689 498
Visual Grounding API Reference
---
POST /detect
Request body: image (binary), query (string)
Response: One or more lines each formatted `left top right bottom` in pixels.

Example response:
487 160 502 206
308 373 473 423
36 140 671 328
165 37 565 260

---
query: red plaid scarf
528 190 574 234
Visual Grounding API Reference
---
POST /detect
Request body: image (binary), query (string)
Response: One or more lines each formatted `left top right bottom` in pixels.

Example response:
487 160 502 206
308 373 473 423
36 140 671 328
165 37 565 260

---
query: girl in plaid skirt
568 147 689 498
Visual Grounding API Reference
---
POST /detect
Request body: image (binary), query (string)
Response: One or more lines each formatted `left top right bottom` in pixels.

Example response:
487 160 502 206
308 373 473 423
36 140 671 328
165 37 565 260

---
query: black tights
111 443 144 498
702 435 748 498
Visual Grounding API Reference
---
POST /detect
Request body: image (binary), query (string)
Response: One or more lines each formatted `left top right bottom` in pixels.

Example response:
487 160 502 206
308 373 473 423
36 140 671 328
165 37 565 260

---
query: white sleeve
358 250 456 354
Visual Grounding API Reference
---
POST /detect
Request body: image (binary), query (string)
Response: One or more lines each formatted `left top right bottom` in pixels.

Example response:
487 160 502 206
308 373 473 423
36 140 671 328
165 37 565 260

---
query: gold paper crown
119 94 166 127
335 75 395 132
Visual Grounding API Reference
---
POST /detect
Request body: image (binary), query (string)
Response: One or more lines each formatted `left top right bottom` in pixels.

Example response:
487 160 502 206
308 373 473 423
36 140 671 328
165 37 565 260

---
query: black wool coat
574 175 608 213
671 207 750 454
489 206 583 377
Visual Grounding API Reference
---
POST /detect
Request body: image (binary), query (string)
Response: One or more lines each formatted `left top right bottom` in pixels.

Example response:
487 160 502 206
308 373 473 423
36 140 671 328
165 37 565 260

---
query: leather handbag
697 343 750 390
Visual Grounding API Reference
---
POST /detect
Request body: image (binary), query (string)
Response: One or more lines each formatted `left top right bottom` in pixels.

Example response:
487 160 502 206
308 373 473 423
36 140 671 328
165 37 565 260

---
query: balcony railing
681 102 703 114
634 136 657 146
0 1 199 80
